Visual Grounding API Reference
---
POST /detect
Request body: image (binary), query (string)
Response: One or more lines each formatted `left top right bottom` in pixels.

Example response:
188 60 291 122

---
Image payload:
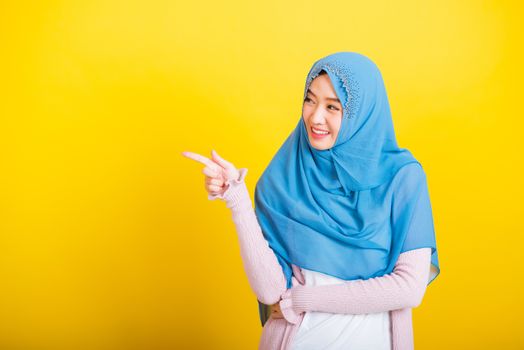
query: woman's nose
310 108 326 124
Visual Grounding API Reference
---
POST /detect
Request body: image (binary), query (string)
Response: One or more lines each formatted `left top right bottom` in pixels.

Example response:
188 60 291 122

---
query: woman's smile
310 126 330 139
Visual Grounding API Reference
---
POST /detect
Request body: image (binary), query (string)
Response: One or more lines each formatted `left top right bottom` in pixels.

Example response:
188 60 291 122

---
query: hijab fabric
254 52 440 326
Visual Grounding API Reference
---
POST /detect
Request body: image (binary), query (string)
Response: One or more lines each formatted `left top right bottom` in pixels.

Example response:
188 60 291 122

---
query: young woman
183 51 440 350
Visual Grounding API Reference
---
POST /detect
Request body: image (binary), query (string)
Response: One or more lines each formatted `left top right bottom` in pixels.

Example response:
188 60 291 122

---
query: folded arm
279 247 432 324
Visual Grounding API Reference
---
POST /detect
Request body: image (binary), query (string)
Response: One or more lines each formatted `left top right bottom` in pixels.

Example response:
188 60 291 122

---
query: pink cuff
279 288 302 324
207 168 249 209
279 276 309 324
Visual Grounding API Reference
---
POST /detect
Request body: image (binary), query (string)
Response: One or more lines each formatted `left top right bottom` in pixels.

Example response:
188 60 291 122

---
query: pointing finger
182 151 220 171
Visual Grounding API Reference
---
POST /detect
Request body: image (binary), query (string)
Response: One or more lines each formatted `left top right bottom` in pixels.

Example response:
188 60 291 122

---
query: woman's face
302 73 343 150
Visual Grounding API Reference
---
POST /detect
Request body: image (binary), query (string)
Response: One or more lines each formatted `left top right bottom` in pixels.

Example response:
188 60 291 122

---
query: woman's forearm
208 168 288 305
280 247 432 318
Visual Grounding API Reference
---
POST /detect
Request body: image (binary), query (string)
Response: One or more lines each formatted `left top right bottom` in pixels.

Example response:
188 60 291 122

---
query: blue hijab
254 52 440 326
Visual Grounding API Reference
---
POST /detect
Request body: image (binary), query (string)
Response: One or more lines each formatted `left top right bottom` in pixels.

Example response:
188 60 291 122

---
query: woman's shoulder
389 162 427 194
393 162 426 183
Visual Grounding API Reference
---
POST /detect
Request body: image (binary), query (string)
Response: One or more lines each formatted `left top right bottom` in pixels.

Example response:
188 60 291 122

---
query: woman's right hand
270 301 284 319
181 149 241 197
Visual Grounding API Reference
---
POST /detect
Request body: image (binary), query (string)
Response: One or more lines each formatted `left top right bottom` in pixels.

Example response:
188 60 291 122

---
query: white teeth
312 127 329 135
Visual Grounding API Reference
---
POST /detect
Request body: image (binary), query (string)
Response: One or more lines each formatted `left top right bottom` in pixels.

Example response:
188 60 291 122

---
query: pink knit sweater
208 168 432 350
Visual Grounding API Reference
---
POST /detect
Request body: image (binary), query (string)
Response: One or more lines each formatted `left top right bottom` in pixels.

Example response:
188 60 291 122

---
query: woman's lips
310 126 330 139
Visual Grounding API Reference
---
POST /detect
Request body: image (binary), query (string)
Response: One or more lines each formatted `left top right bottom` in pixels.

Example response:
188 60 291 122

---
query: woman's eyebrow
307 88 340 103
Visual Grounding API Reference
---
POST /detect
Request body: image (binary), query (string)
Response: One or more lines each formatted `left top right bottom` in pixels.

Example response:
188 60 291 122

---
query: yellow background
1 0 523 349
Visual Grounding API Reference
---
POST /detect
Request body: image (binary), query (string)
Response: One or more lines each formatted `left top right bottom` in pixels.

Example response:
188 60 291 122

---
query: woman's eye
303 97 339 111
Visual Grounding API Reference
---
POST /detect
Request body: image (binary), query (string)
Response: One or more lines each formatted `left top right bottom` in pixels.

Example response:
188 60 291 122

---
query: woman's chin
309 138 334 150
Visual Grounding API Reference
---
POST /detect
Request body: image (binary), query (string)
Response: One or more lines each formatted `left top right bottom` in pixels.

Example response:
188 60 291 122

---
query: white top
288 267 392 350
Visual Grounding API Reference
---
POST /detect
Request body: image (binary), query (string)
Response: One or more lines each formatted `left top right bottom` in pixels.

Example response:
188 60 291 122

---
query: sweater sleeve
278 247 432 323
208 168 288 305
390 307 415 350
